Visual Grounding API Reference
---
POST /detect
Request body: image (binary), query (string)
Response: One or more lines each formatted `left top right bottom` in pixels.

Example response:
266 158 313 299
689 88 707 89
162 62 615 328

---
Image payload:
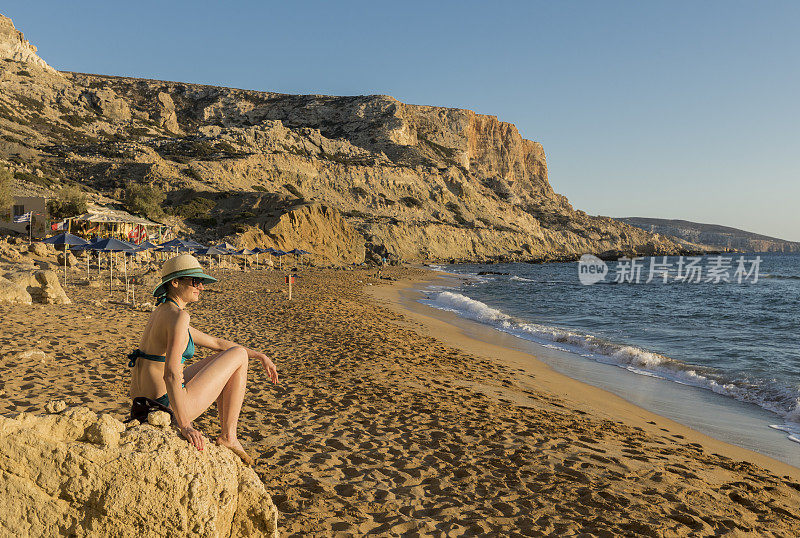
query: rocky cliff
618 217 800 253
0 14 687 263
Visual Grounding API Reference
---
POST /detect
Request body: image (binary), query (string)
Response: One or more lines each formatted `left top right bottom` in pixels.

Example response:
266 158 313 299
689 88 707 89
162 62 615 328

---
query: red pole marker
285 275 295 299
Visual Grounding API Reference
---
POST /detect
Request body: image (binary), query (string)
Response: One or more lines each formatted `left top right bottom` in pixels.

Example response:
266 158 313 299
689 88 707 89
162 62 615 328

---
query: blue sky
6 1 799 240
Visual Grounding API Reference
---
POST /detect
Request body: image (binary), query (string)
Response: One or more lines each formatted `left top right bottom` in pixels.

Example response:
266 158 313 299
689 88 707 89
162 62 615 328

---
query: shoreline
367 270 800 480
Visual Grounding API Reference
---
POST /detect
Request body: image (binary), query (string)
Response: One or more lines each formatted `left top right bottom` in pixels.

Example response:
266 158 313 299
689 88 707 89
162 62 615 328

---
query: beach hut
71 205 162 244
41 233 89 286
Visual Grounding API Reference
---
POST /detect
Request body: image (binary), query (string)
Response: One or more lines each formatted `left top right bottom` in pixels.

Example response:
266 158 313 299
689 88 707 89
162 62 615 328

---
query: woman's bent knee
227 345 248 365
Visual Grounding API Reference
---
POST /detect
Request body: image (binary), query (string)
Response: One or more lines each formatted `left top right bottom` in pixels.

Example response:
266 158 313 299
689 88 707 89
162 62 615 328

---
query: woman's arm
190 327 241 353
190 327 279 384
164 312 204 450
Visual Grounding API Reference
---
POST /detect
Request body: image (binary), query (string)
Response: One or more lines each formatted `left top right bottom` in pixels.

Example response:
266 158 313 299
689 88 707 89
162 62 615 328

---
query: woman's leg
182 346 248 428
181 346 253 463
183 351 227 424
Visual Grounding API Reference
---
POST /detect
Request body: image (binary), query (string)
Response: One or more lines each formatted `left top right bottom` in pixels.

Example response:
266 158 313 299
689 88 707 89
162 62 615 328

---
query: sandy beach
2 265 800 536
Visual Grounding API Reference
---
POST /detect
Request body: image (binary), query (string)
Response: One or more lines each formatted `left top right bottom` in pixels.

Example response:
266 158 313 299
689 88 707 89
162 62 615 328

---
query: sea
420 253 800 464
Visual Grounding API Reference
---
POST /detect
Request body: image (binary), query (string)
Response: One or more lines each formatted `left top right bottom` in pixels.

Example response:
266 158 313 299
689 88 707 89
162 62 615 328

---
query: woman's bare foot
216 436 255 466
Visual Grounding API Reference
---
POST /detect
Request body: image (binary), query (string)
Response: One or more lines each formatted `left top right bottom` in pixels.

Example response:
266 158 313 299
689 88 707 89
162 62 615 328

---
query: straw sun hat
153 254 218 298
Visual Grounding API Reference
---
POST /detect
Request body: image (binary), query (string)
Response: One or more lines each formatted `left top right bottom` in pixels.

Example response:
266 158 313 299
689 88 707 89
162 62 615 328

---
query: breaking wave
421 290 800 432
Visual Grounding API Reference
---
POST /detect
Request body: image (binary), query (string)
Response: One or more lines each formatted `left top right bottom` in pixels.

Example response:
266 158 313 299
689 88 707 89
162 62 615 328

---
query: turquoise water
422 254 800 445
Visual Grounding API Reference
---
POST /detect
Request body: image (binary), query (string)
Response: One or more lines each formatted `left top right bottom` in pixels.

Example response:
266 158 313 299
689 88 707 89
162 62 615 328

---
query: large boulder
56 252 78 266
2 269 71 304
33 270 71 304
156 91 183 134
27 242 51 257
0 406 279 537
0 275 32 305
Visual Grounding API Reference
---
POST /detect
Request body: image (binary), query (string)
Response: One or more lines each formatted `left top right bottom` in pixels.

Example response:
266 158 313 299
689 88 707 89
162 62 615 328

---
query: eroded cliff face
0 14 684 263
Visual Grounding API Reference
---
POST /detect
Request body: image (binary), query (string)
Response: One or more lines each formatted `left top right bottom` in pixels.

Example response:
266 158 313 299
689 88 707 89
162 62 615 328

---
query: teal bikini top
127 297 195 367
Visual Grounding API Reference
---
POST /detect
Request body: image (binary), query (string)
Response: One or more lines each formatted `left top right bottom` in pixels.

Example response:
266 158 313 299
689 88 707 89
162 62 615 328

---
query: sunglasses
180 277 205 288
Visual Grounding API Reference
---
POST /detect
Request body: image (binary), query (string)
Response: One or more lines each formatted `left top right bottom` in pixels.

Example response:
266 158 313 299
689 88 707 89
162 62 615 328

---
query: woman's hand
180 424 204 451
254 352 279 384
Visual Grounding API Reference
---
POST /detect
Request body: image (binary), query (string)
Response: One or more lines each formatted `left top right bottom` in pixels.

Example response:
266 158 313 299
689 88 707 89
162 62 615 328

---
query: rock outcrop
0 406 279 537
235 201 366 264
0 15 57 73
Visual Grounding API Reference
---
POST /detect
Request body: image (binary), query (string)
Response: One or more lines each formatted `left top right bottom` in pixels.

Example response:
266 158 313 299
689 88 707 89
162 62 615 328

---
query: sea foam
421 290 800 429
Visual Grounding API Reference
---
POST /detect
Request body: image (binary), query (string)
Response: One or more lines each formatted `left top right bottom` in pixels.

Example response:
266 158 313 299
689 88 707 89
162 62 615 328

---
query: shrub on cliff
283 183 304 199
191 140 214 158
401 196 423 208
123 183 165 219
47 186 88 220
173 196 215 220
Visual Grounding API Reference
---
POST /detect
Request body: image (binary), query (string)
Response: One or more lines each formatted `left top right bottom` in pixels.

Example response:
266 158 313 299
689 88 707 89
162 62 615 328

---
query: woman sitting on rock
128 254 278 464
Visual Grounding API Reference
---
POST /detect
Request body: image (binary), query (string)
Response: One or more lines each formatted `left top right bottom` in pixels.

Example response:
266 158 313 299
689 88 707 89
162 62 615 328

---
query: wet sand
2 265 800 536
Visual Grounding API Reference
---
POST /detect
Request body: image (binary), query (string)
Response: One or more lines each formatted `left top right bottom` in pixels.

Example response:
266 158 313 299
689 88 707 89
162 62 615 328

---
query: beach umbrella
132 240 157 265
215 242 237 252
134 240 157 251
88 238 136 296
117 239 139 303
184 239 205 248
158 238 186 248
252 247 270 268
195 246 227 265
88 236 104 278
273 249 288 269
157 238 194 255
289 248 312 266
195 246 227 256
258 247 276 267
233 248 254 269
70 242 94 280
42 233 89 286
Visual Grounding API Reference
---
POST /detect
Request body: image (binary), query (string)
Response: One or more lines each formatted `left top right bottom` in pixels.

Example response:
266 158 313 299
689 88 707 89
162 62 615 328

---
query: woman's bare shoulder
151 304 190 328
